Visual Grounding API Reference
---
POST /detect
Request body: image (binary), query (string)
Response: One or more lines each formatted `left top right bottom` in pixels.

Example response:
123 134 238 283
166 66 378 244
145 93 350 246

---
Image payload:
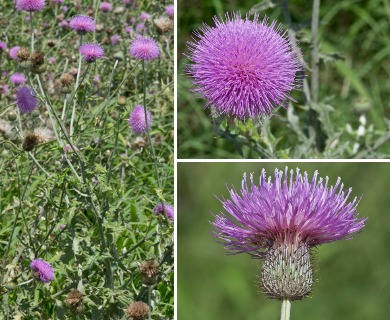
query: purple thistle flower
0 41 7 51
212 167 366 301
139 12 150 21
69 15 95 34
30 258 54 282
128 105 152 134
100 2 112 12
110 34 121 45
154 203 174 221
14 0 46 12
16 86 38 113
165 4 174 17
79 43 104 62
10 72 27 85
9 46 21 60
186 12 302 120
59 20 68 28
129 36 160 61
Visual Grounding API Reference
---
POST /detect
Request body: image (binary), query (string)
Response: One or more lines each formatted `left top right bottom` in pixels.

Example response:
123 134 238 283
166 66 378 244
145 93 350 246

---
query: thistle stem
148 285 152 320
280 299 291 320
30 12 34 52
70 34 83 138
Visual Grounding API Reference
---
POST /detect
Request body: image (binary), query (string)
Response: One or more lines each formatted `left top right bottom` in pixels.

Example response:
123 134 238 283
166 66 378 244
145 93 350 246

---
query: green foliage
178 0 390 158
178 162 390 319
0 0 173 319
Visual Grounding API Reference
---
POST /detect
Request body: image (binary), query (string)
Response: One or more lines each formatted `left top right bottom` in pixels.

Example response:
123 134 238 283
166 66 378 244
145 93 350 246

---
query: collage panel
178 0 389 159
178 162 390 319
0 0 173 319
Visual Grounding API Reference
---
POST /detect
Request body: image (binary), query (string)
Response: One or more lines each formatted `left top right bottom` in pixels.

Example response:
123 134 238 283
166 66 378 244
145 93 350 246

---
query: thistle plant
0 0 173 318
212 167 367 319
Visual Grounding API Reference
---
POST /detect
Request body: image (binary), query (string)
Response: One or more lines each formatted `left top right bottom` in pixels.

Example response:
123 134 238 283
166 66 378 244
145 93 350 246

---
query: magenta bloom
30 258 54 282
130 36 160 61
100 2 112 12
14 0 46 12
128 105 152 134
79 43 104 62
139 12 150 21
187 13 301 120
9 46 21 60
110 34 121 45
154 203 174 221
69 15 95 34
59 20 68 28
165 4 174 17
10 72 27 85
0 41 7 51
16 86 38 113
213 167 366 256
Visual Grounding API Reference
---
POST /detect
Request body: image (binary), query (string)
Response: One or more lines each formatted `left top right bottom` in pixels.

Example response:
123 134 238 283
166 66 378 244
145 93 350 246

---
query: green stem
280 299 291 320
30 11 34 52
148 285 152 320
70 34 83 138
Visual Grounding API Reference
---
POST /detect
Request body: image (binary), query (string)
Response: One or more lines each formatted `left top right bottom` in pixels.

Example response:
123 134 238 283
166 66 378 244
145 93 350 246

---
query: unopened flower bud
7 111 17 121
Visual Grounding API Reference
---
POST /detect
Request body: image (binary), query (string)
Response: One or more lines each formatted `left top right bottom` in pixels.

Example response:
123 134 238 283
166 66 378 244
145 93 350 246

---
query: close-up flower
69 15 95 34
99 1 112 12
30 258 54 282
128 105 152 134
14 0 46 12
79 43 104 62
212 167 366 301
165 4 174 17
186 12 301 120
16 86 38 113
130 36 160 61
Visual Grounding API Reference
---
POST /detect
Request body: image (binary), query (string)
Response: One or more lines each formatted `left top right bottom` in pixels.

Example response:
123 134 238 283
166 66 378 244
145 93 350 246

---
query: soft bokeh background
178 162 390 319
178 0 390 158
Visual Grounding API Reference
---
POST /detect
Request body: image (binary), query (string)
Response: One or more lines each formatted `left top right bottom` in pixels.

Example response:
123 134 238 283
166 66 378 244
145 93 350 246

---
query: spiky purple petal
30 258 54 282
212 167 366 256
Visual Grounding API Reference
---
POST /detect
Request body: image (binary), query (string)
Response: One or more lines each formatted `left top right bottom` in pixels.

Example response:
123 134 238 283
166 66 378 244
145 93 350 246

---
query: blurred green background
178 162 390 319
178 0 390 158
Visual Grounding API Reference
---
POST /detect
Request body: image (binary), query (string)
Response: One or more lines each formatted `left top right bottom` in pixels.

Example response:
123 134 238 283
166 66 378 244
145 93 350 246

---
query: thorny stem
311 0 321 104
280 299 291 320
70 34 83 138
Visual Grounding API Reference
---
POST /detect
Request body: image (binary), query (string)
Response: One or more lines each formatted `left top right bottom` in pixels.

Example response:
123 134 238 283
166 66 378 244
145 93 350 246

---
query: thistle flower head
0 41 7 51
16 86 38 113
9 46 21 60
165 4 174 17
14 0 46 12
128 105 152 134
65 289 84 314
139 260 159 285
69 15 95 34
10 72 27 85
129 36 160 61
126 301 149 320
139 12 150 21
186 12 301 120
30 258 54 282
212 167 366 300
79 43 104 62
99 2 112 12
154 202 174 221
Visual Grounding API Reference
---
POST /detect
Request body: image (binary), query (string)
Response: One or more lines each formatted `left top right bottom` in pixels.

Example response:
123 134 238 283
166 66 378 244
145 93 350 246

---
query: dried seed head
261 241 313 301
60 73 74 87
17 48 30 61
22 133 41 151
65 289 84 314
47 40 56 48
154 17 173 34
126 301 149 320
30 51 45 66
139 260 159 286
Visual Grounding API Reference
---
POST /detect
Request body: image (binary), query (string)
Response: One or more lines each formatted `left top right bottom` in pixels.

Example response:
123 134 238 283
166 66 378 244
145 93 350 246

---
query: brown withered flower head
139 260 159 286
65 289 84 314
126 301 149 320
